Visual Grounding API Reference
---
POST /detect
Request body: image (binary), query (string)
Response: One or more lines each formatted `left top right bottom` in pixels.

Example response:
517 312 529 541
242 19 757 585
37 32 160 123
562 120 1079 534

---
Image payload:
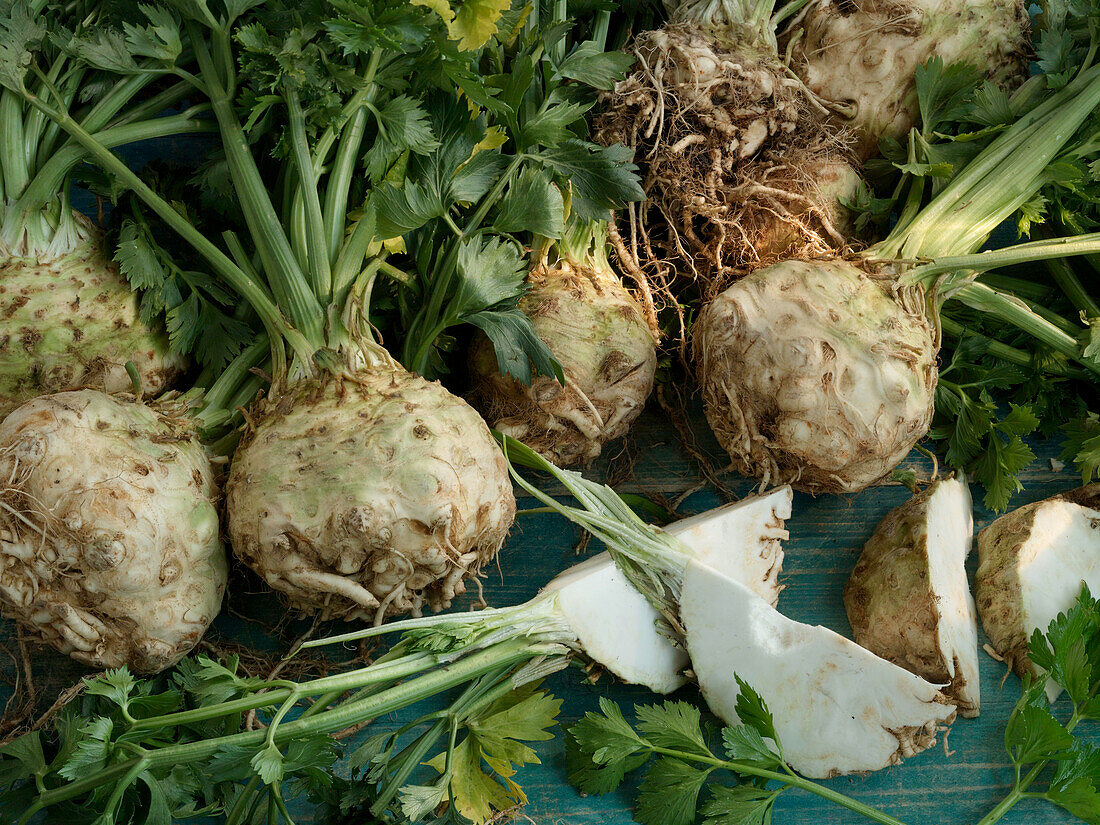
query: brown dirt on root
596 24 858 346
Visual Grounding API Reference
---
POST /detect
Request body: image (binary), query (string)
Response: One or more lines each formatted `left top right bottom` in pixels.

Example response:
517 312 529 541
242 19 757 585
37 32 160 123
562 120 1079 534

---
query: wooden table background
1 142 1091 824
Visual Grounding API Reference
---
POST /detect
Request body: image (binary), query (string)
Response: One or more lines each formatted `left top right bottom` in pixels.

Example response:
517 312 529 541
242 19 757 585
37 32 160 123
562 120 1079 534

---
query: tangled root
596 24 861 326
468 262 657 467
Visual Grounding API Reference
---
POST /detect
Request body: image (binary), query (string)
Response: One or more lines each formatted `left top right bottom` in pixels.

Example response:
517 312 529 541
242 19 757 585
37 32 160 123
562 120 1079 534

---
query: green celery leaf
370 95 440 170
0 732 45 785
998 403 1041 436
127 689 182 719
399 778 450 821
251 742 285 785
348 730 395 774
194 304 253 373
173 655 265 706
469 682 561 748
568 698 648 766
83 668 138 710
0 4 43 91
969 82 1014 127
466 307 562 384
733 678 778 746
123 6 181 62
1060 637 1092 705
635 757 713 825
442 736 517 824
115 219 168 292
224 0 266 22
1062 412 1100 484
971 432 1036 512
1048 742 1100 825
1047 777 1100 823
1036 28 1077 87
895 161 954 179
915 57 982 135
1005 704 1073 765
166 291 202 356
494 168 564 238
537 140 644 219
379 97 439 151
1083 319 1100 362
520 100 592 148
557 41 635 90
500 52 535 113
565 734 649 795
373 180 447 238
207 743 258 783
58 717 114 781
721 726 782 773
66 28 141 74
1018 193 1050 236
634 701 711 758
139 773 173 825
452 152 511 203
700 784 777 825
451 236 527 316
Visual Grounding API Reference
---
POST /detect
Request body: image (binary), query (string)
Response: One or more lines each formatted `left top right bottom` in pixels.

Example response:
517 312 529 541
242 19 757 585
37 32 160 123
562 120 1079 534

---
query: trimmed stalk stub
469 261 656 466
975 484 1100 701
783 0 1030 159
596 24 860 290
0 390 225 672
845 476 980 716
546 485 793 693
227 367 516 622
0 232 184 417
681 560 956 778
696 258 936 493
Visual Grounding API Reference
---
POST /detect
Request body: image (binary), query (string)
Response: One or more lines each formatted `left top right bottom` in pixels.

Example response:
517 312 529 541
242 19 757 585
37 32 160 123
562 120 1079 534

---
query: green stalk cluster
0 0 213 255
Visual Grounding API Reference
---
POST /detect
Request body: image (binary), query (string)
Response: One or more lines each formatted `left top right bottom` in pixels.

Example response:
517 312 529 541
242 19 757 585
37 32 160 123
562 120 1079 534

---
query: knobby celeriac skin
227 367 516 622
845 476 980 716
695 257 936 493
975 484 1100 697
597 23 861 292
783 0 1030 159
0 222 184 418
469 260 657 466
0 390 225 672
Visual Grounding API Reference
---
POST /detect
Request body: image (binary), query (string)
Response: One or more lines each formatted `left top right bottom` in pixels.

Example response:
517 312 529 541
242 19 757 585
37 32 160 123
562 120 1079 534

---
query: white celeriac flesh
545 554 689 694
924 478 980 712
546 487 794 694
681 560 956 778
978 497 1100 701
665 485 792 605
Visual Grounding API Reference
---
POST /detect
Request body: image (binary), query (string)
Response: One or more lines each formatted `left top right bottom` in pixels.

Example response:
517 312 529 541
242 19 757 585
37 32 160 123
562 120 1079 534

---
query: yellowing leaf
472 124 508 156
424 684 562 824
411 0 454 25
448 738 517 824
448 0 509 51
498 1 532 46
366 236 406 257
